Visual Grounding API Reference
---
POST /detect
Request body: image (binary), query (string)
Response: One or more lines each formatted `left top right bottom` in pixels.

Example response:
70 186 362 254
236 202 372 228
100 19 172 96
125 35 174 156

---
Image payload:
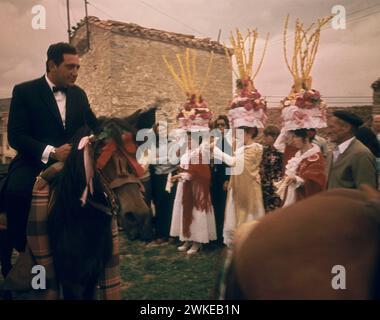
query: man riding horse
3 42 98 255
1 42 156 299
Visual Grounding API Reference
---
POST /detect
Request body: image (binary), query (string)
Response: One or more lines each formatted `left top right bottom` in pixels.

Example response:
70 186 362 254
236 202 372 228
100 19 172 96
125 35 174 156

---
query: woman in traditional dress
213 125 265 247
272 14 333 207
163 48 217 254
170 131 217 254
213 28 269 247
275 129 326 207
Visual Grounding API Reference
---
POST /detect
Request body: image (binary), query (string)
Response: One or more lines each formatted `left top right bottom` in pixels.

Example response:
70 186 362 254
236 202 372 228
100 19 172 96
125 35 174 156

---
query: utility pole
84 0 90 50
217 29 222 43
66 0 71 43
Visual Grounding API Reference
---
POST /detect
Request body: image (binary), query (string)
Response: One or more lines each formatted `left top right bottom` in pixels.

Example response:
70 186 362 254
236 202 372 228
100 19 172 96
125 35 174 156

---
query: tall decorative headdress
163 48 214 132
224 28 269 128
280 15 333 131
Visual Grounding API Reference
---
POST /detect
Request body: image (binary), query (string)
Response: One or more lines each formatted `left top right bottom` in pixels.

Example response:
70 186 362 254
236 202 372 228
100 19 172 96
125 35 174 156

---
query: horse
220 186 380 300
46 105 156 299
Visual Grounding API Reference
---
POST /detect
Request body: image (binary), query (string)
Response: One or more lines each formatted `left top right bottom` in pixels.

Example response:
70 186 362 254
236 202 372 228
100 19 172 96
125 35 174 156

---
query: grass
0 233 225 300
118 234 225 300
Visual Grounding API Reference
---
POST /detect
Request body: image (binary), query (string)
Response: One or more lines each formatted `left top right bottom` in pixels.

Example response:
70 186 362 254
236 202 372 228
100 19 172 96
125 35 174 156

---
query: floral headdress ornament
282 14 333 110
279 15 333 131
163 48 214 130
224 28 269 128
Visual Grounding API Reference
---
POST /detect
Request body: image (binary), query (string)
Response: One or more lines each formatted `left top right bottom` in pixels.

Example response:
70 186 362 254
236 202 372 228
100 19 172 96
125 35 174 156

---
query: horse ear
123 105 157 131
123 109 141 128
136 105 156 131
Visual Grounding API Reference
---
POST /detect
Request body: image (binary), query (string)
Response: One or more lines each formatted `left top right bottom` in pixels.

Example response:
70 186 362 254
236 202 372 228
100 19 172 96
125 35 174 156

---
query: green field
0 234 226 300
119 235 225 300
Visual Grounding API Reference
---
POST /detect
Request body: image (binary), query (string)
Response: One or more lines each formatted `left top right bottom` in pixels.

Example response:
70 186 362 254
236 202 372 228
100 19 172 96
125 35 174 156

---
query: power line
86 0 210 38
345 9 380 26
137 0 208 37
257 3 380 52
87 1 115 20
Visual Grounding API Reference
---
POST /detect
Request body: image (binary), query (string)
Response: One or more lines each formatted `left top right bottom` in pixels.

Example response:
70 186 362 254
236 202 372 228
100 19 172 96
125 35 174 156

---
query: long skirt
170 180 217 244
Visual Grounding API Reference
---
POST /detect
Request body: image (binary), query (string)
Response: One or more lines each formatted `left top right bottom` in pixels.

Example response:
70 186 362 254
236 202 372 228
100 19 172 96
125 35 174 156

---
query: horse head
91 107 157 240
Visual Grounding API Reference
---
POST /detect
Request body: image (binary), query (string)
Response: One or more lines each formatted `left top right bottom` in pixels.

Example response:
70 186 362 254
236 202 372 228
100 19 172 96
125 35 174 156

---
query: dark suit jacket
5 76 98 193
327 138 377 190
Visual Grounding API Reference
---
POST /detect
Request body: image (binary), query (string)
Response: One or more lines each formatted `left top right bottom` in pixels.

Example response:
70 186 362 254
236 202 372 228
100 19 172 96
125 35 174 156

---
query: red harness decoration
96 132 145 178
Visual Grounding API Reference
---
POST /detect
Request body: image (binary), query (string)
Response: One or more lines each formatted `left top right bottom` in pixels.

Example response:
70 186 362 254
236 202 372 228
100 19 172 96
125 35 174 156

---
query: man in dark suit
326 110 376 190
4 42 98 253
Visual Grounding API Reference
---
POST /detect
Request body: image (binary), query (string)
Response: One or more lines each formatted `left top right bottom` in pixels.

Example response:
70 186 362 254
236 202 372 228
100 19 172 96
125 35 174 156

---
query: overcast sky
1 0 379 106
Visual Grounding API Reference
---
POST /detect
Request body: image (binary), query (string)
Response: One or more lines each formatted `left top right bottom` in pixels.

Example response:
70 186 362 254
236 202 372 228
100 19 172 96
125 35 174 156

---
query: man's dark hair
46 42 77 72
263 125 280 139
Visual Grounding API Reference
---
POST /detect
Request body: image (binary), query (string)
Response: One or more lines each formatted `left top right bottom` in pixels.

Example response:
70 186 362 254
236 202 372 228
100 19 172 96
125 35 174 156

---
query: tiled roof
72 16 228 54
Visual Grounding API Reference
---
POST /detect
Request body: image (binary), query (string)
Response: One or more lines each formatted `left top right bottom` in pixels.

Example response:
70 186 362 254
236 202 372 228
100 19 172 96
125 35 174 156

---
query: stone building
70 16 232 128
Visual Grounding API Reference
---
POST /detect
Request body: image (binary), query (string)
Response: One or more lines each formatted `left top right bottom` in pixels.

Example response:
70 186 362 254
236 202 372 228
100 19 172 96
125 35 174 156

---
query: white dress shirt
41 74 67 164
333 136 355 163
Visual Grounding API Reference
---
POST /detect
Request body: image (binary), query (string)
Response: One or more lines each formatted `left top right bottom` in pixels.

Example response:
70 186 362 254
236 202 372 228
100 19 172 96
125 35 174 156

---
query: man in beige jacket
326 110 377 190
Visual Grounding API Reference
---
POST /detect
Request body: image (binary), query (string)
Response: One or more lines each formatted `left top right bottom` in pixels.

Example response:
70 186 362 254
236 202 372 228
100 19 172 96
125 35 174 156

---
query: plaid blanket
26 163 121 300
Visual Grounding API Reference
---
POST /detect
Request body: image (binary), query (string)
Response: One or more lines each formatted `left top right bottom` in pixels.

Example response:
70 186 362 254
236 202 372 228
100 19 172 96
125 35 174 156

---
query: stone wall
72 25 113 116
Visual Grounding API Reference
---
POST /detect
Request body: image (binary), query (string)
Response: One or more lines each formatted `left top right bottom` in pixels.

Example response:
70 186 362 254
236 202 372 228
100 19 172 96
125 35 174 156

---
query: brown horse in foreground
222 186 380 300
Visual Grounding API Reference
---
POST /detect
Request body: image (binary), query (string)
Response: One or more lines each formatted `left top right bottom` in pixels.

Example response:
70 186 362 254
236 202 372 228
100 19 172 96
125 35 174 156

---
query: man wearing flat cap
326 110 377 189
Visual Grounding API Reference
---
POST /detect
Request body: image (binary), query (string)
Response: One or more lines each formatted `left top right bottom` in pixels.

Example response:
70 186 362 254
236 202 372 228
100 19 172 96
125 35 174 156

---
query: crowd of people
131 110 380 255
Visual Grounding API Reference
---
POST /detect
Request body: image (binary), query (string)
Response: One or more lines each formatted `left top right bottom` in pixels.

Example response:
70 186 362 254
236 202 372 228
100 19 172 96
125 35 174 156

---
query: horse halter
78 135 120 216
95 132 146 193
88 173 120 217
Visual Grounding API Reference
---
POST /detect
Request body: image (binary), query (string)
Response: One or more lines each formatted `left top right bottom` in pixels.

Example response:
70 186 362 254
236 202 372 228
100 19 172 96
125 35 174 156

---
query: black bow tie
52 86 68 94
